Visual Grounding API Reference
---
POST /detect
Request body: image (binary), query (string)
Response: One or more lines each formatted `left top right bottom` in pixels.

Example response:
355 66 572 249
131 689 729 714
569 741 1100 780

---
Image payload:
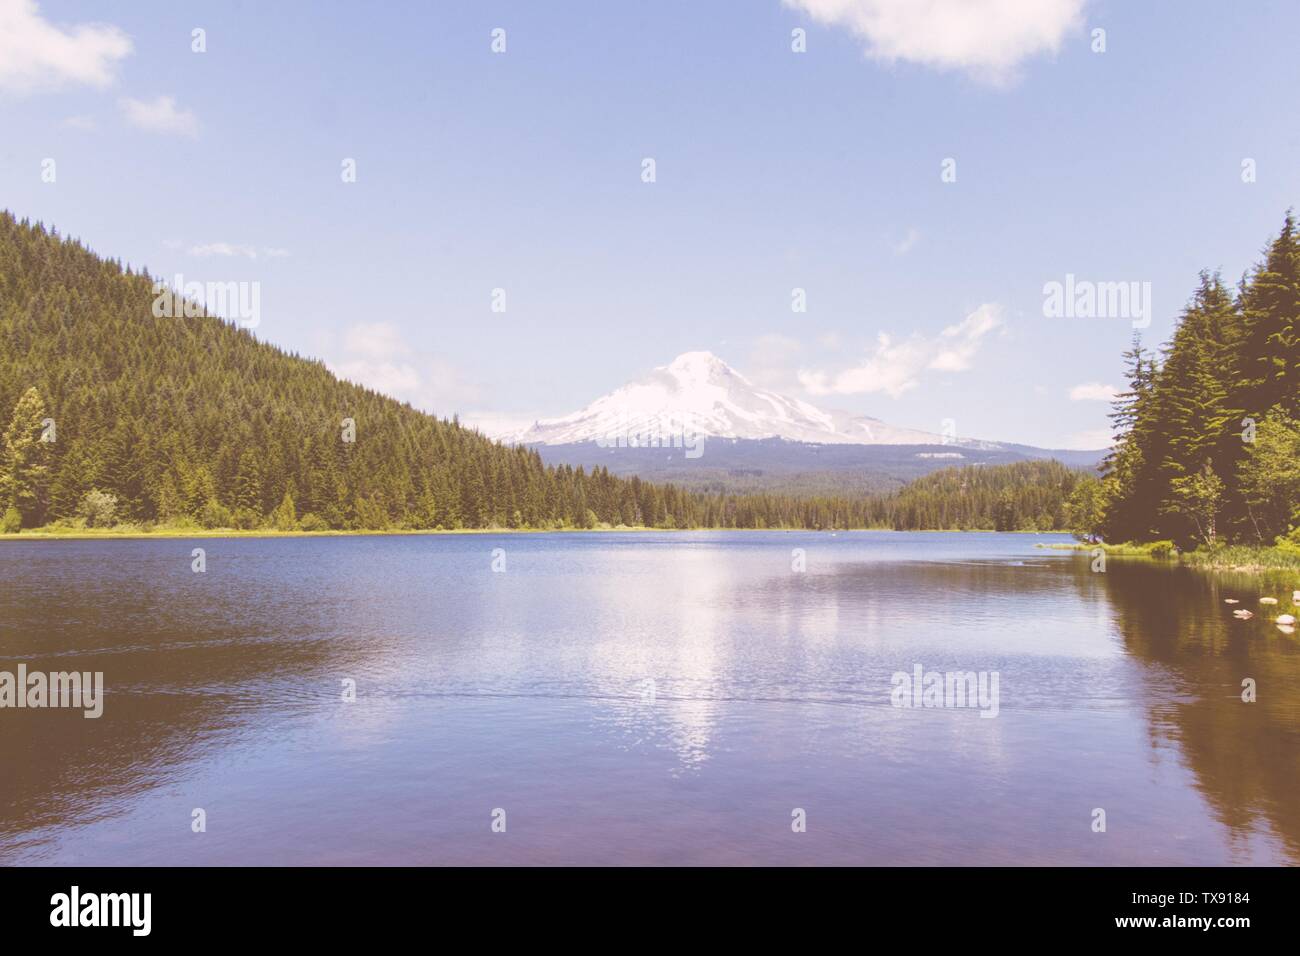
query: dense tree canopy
863 459 1081 531
1068 213 1300 548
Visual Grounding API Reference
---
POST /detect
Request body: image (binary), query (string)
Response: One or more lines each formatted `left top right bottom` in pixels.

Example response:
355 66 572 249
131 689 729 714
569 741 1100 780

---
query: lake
1 531 1297 865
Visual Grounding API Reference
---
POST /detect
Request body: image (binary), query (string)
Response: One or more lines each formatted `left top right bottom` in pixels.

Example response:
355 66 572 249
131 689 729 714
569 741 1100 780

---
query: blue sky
1 0 1297 449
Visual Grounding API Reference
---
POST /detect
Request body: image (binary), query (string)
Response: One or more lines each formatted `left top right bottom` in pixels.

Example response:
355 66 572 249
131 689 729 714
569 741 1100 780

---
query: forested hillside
0 212 721 531
869 459 1082 531
1067 213 1300 548
0 211 1085 533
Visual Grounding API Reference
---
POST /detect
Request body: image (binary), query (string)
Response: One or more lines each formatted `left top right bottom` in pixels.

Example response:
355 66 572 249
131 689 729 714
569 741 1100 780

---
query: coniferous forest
1067 214 1300 550
1 210 1083 534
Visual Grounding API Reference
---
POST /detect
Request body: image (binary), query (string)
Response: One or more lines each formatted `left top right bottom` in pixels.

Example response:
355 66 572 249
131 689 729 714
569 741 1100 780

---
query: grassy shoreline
1042 540 1300 572
0 525 658 540
0 525 1072 541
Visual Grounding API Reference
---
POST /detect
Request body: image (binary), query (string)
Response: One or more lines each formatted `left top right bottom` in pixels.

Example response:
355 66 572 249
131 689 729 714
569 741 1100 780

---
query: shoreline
1042 541 1300 573
0 526 1072 541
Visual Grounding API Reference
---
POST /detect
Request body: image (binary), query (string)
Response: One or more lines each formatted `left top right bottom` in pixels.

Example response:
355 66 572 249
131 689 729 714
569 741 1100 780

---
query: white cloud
330 358 423 399
0 0 131 93
892 227 921 255
188 242 290 260
189 242 257 259
119 95 198 137
929 303 1002 371
61 114 96 130
783 0 1085 84
461 412 539 440
342 321 406 361
798 303 1004 398
327 323 484 417
1069 382 1118 402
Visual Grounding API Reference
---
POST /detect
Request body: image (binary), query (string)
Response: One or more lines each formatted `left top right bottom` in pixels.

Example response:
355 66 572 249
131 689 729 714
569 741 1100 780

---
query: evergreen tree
1100 335 1158 541
1237 213 1300 420
0 386 52 526
270 488 298 531
233 450 264 514
1152 273 1237 541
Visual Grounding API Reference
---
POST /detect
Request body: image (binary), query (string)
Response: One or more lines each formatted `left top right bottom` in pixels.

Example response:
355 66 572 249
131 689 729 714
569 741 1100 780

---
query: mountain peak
663 350 740 382
503 351 961 447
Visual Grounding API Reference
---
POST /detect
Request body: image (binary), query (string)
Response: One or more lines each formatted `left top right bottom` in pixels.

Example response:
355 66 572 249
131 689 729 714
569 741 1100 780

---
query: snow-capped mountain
504 351 980 447
495 351 1104 492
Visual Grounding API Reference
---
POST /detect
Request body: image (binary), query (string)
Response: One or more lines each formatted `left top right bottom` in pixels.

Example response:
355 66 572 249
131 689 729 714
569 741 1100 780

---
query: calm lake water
1 531 1297 865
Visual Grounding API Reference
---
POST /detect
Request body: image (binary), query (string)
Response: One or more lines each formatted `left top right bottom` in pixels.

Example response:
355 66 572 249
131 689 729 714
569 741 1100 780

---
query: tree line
1 210 1085 534
1067 213 1300 548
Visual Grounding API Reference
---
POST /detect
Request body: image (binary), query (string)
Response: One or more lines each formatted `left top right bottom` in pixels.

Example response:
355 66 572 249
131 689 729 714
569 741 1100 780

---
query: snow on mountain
502 351 994 448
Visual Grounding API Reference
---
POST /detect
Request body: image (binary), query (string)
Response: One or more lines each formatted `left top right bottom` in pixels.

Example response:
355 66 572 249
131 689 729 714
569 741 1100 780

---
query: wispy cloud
929 305 1002 371
782 0 1085 85
331 357 423 399
1069 382 1118 402
798 303 1004 398
188 242 289 260
342 321 406 361
892 227 921 255
0 0 132 93
119 95 198 137
327 322 484 417
460 411 539 440
61 114 96 131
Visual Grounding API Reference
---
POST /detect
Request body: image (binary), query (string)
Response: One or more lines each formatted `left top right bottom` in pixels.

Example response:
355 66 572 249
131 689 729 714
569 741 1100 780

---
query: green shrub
199 498 234 529
232 507 262 530
1147 540 1176 558
1275 527 1300 555
269 491 298 531
78 489 119 528
1 505 21 534
298 512 328 532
